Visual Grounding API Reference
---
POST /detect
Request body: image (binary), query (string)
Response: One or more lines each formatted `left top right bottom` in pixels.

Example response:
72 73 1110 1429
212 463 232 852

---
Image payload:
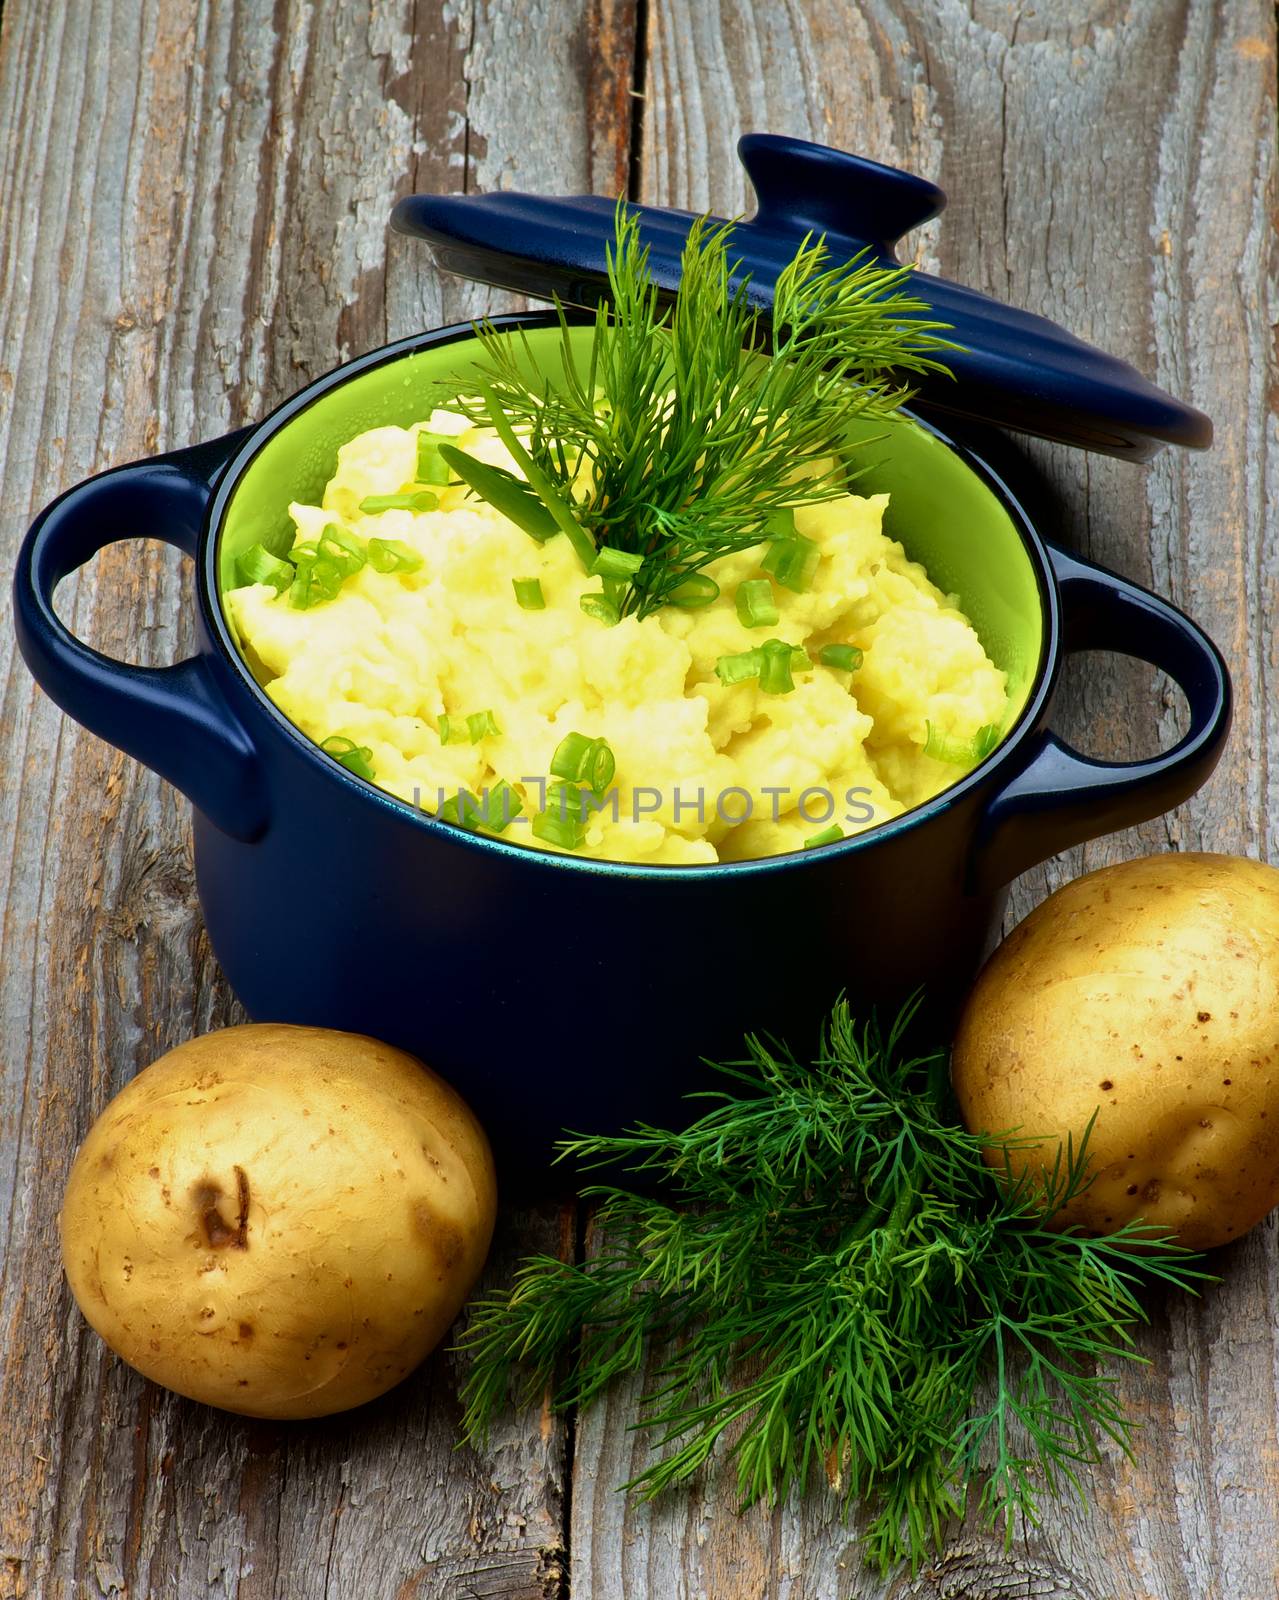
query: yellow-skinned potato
951 853 1279 1250
60 1025 496 1418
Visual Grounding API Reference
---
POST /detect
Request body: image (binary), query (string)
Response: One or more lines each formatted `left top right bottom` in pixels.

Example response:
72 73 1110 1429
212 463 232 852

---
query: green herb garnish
714 639 810 693
287 544 345 609
478 780 524 833
550 732 616 797
819 643 863 672
761 532 821 594
319 735 375 780
467 709 501 743
358 491 439 514
735 578 779 629
366 538 423 574
416 431 453 485
437 787 483 830
457 999 1205 1573
443 204 953 618
580 592 621 627
236 543 294 593
438 444 562 544
531 780 588 849
803 823 844 848
513 577 545 610
924 720 1001 765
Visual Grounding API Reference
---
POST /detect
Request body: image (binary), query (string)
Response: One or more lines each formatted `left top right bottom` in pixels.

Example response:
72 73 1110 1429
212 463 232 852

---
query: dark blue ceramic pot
13 316 1231 1174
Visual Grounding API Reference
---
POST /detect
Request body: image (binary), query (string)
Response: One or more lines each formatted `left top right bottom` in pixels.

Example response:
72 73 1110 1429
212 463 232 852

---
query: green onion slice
416 431 453 485
803 824 844 849
478 780 524 834
467 709 501 743
320 735 375 781
513 577 545 609
473 381 598 572
366 538 423 574
591 546 644 580
359 491 439 514
437 443 562 544
715 647 763 686
819 643 863 672
438 788 484 830
762 533 821 593
974 723 1001 759
236 543 293 593
317 523 366 575
759 637 798 695
288 549 346 609
667 573 720 609
550 731 615 797
532 781 588 850
924 720 1000 765
580 592 621 626
735 578 779 629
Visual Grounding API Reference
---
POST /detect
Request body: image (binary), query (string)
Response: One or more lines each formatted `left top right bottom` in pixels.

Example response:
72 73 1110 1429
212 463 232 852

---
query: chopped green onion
317 523 366 575
974 723 1001 759
474 381 598 572
735 578 779 629
667 573 720 609
803 824 844 849
467 709 501 742
513 577 545 610
591 546 644 580
759 637 798 695
762 534 821 593
320 735 375 781
358 491 439 514
288 548 345 609
924 721 1000 765
550 732 615 797
438 788 484 830
819 644 864 672
715 647 763 686
416 431 453 485
580 592 621 626
366 538 424 573
550 732 594 782
762 508 796 538
437 714 465 746
236 543 294 593
716 640 810 688
532 781 588 849
436 443 562 544
477 780 524 834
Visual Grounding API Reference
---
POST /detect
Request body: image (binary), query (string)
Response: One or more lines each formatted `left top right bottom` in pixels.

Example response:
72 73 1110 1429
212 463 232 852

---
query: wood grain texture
571 2 1279 1597
3 1 1278 1597
0 2 635 1596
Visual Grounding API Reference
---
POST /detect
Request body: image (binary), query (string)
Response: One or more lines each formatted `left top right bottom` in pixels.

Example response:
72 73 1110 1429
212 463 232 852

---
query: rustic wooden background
0 1 1274 1596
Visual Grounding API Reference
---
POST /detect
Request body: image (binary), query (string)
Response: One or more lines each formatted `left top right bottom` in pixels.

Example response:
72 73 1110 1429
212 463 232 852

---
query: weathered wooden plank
0 2 634 1596
570 3 1279 1596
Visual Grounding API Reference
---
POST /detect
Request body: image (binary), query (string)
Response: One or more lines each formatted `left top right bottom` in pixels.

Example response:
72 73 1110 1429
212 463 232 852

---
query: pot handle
974 544 1231 890
12 430 270 842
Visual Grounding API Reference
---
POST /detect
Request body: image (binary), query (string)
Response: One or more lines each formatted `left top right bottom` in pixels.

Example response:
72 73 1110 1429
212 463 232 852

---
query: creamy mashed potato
227 411 1007 865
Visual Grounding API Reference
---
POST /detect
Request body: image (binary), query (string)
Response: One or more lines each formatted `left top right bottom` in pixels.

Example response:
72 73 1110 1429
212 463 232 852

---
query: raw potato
60 1025 496 1418
951 853 1279 1250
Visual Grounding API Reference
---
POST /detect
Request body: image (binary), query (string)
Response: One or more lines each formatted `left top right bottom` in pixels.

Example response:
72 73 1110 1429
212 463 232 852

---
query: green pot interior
218 324 1043 729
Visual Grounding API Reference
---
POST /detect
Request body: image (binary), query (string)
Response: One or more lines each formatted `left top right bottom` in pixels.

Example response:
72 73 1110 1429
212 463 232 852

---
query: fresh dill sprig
442 205 955 617
456 998 1207 1574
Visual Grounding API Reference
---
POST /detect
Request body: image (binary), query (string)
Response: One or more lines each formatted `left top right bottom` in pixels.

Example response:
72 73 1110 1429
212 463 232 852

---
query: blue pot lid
391 132 1211 462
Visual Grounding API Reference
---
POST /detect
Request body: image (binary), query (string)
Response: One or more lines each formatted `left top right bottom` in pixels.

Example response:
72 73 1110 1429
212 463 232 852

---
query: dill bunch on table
457 1000 1205 1573
439 202 955 618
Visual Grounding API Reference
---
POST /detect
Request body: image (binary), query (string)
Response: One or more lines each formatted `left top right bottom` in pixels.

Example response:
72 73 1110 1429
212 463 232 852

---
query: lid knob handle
738 133 946 258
